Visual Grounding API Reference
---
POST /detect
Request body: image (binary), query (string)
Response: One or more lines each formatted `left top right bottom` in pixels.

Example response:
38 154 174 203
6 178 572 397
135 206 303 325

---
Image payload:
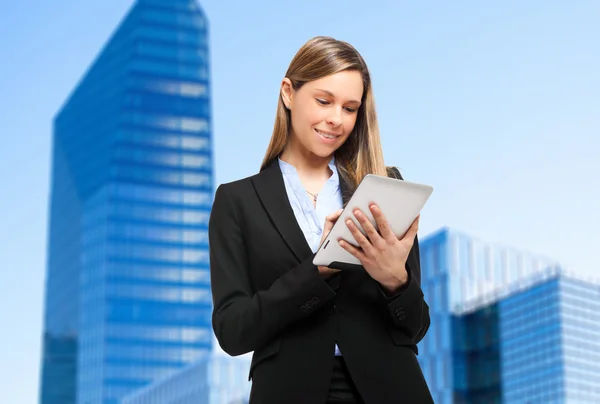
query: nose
326 107 343 127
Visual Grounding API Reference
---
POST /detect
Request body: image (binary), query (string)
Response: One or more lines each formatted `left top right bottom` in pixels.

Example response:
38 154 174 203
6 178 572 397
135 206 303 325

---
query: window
133 26 207 47
118 129 211 151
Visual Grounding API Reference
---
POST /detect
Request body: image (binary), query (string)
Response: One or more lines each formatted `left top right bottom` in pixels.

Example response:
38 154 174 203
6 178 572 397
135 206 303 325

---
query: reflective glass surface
39 1 213 403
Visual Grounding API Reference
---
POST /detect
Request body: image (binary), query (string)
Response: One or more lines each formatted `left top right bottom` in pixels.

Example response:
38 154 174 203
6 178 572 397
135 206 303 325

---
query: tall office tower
496 268 600 403
417 228 556 403
445 266 600 403
417 228 600 403
39 1 213 403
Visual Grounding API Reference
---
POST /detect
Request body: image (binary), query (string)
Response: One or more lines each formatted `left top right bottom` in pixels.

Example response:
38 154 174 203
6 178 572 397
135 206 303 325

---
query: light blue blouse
278 157 344 356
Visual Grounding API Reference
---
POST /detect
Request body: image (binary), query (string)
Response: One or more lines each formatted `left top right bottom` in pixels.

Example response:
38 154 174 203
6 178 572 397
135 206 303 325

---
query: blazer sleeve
209 183 337 356
376 167 431 345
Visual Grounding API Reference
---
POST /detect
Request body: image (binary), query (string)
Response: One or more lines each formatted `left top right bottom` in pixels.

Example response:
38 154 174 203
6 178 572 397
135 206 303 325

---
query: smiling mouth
315 128 342 139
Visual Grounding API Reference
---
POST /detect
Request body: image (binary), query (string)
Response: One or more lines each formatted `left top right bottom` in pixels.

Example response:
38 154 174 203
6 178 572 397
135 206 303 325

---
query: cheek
343 114 358 135
306 105 328 127
293 104 319 130
291 110 318 145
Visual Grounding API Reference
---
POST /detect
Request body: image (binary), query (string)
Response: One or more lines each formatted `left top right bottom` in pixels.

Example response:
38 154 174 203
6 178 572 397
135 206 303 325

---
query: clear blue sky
1 1 598 402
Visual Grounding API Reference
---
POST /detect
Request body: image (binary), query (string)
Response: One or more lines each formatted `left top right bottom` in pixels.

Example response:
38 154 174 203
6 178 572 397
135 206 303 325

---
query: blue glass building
39 1 213 403
121 355 252 404
418 228 600 403
499 270 600 403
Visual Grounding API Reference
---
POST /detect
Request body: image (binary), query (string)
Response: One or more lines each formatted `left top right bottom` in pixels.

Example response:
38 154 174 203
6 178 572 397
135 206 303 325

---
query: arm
376 166 431 344
377 235 430 345
209 184 336 356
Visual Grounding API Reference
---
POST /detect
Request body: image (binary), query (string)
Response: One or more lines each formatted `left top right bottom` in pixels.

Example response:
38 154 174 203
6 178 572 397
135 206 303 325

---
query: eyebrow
315 88 361 104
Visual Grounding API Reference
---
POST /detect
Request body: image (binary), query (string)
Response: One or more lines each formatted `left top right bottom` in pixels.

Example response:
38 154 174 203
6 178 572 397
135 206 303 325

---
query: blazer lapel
252 159 313 262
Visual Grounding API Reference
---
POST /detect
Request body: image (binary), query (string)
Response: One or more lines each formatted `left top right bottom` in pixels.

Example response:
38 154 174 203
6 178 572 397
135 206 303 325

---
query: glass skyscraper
499 269 600 403
418 228 600 403
121 355 252 404
418 228 558 403
39 1 213 403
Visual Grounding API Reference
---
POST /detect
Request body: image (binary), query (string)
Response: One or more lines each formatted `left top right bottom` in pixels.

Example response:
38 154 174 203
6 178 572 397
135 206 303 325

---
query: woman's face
282 70 363 159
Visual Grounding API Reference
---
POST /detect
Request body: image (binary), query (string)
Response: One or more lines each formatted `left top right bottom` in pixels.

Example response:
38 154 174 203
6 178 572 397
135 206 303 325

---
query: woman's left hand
338 204 420 294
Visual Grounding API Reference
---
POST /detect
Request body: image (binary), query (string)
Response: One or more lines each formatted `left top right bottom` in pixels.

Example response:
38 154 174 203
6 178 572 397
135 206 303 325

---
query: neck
280 138 333 179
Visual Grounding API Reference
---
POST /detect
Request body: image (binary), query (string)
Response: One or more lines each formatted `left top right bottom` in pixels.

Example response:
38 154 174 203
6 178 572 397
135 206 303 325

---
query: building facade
418 228 600 403
121 355 252 404
39 1 213 403
499 270 600 403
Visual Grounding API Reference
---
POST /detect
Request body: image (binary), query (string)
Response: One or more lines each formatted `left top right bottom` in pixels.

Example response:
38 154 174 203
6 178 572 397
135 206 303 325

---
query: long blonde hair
260 36 389 195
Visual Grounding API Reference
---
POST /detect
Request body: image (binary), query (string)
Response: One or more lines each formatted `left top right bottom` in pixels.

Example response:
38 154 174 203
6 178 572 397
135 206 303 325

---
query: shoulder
214 173 257 202
211 175 258 224
214 168 274 209
385 166 404 180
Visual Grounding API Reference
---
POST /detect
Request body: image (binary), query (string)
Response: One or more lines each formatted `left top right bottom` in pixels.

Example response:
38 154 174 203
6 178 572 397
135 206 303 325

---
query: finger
323 220 334 235
338 239 366 261
320 210 345 246
326 208 344 222
323 209 343 231
323 209 340 227
402 215 420 241
369 204 395 242
318 266 340 275
345 218 376 255
352 209 383 247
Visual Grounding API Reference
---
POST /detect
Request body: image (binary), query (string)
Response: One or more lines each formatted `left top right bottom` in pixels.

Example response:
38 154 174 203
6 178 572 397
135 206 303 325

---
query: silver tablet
312 174 433 270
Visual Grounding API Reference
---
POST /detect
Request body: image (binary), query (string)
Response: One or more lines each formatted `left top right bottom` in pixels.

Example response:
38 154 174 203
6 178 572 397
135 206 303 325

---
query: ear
280 78 294 109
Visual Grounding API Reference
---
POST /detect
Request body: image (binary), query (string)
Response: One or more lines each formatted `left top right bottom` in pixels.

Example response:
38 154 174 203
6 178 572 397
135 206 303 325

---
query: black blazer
209 159 433 404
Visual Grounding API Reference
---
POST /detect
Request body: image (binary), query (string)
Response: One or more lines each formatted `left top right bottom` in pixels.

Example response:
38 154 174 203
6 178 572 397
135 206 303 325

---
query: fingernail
354 210 361 218
346 219 353 226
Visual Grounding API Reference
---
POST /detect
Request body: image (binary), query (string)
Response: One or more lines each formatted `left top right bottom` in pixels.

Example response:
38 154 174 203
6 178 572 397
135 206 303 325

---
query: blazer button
306 301 314 309
300 305 307 312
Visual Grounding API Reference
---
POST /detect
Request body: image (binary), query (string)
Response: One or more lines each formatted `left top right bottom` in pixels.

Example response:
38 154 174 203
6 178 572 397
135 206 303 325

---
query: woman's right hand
317 208 344 278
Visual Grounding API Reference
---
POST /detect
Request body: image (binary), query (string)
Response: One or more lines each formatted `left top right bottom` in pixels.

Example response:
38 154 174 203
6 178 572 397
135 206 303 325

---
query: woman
209 36 433 404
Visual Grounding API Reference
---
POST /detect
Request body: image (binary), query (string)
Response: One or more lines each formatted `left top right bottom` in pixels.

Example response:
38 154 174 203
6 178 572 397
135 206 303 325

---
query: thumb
407 215 420 238
325 209 342 222
324 209 342 231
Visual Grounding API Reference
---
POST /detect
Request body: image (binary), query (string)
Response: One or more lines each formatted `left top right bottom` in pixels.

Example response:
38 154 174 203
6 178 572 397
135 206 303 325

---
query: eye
316 98 329 105
344 107 357 113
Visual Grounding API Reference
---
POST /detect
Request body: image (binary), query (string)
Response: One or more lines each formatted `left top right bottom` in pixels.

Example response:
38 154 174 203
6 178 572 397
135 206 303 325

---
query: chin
311 146 338 159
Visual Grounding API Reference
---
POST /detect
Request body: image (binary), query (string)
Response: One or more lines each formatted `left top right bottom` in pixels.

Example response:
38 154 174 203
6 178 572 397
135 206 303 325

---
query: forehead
303 70 363 101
